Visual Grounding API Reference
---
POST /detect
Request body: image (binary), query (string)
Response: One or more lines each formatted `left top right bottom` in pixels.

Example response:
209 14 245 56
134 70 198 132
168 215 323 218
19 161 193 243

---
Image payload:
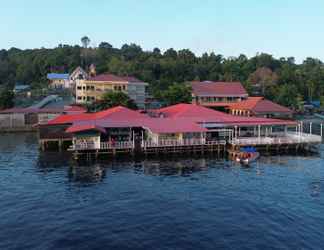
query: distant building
75 73 148 109
69 67 89 91
227 97 293 118
191 81 248 110
70 67 88 82
14 84 30 93
0 105 87 131
47 73 70 89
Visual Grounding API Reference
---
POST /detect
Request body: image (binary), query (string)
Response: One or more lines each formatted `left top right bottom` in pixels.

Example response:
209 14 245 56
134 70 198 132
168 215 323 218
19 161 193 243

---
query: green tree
93 91 138 111
161 83 192 106
0 88 15 109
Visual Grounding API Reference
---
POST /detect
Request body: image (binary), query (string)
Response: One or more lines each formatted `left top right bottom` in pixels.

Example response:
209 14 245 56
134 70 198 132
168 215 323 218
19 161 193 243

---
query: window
82 86 86 90
77 86 82 90
86 86 90 90
77 96 82 100
90 86 95 91
122 85 126 90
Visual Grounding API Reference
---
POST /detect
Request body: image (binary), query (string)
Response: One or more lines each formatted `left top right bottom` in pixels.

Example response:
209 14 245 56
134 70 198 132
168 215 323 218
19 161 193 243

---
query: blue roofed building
14 83 31 93
47 73 71 89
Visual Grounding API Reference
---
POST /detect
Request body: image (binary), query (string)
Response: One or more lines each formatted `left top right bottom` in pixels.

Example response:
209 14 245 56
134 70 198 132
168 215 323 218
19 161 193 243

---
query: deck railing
231 132 322 146
101 141 134 149
142 139 225 148
70 139 226 151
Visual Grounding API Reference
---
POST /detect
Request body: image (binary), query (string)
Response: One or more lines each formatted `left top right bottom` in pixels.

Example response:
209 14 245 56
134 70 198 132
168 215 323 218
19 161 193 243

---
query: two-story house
75 74 148 108
47 73 71 89
191 81 249 110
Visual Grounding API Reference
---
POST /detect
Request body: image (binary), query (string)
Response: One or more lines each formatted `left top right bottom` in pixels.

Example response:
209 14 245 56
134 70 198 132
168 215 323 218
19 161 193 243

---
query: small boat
235 147 260 166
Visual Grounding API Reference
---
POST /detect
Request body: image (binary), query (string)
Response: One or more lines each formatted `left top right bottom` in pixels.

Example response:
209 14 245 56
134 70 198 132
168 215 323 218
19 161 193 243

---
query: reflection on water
1 133 324 250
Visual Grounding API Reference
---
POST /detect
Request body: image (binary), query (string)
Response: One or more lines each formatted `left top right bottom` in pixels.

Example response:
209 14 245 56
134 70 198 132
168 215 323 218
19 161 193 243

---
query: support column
258 125 261 141
309 122 312 135
58 139 62 152
234 126 238 139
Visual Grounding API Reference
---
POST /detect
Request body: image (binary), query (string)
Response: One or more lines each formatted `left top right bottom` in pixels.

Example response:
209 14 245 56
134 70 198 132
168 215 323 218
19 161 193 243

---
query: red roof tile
252 99 293 114
191 81 248 97
228 97 293 114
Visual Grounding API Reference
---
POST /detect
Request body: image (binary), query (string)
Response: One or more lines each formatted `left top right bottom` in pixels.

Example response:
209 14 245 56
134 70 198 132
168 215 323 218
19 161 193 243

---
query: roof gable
191 81 248 97
228 97 293 114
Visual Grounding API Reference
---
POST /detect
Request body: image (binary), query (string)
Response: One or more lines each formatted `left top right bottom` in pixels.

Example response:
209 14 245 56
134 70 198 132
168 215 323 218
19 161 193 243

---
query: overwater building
37 103 322 155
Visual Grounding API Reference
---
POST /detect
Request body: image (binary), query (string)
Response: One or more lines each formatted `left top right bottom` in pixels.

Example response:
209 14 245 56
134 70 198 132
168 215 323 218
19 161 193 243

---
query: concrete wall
0 113 25 128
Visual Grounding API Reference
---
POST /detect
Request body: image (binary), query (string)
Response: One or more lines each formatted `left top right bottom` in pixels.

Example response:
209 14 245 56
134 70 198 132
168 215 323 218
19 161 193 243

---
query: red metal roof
64 104 296 135
251 99 293 114
66 124 106 134
228 97 293 114
47 106 148 125
227 97 263 110
88 74 142 83
64 105 87 114
157 103 231 119
191 81 248 97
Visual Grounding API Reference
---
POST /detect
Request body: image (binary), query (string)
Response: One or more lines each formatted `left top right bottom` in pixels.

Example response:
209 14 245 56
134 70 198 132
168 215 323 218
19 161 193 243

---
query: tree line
1 36 324 109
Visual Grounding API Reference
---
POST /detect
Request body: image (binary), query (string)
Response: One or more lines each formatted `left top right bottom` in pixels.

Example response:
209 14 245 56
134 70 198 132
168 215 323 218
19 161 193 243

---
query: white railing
72 142 98 150
71 139 226 151
100 141 134 149
232 132 322 146
142 139 225 148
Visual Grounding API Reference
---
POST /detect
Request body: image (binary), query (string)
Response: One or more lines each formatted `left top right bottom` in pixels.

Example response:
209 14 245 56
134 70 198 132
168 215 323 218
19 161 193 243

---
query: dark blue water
1 133 324 250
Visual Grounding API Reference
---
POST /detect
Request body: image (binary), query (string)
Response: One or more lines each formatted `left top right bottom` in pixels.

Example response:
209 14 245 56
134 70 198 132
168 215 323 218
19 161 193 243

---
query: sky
1 0 323 62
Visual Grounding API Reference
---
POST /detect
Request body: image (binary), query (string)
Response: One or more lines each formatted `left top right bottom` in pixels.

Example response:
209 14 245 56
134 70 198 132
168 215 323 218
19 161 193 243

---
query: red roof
191 81 248 97
64 105 87 114
95 106 147 119
157 103 230 119
47 106 148 125
156 103 296 126
88 74 142 83
228 97 293 114
40 103 296 135
66 124 106 134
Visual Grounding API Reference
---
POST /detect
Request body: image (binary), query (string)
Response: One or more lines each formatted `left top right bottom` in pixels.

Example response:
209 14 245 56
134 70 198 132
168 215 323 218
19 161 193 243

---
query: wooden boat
235 147 260 166
236 152 260 165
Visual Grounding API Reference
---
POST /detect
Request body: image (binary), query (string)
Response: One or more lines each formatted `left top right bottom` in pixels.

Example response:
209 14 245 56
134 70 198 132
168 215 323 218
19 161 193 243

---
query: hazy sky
1 0 323 62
